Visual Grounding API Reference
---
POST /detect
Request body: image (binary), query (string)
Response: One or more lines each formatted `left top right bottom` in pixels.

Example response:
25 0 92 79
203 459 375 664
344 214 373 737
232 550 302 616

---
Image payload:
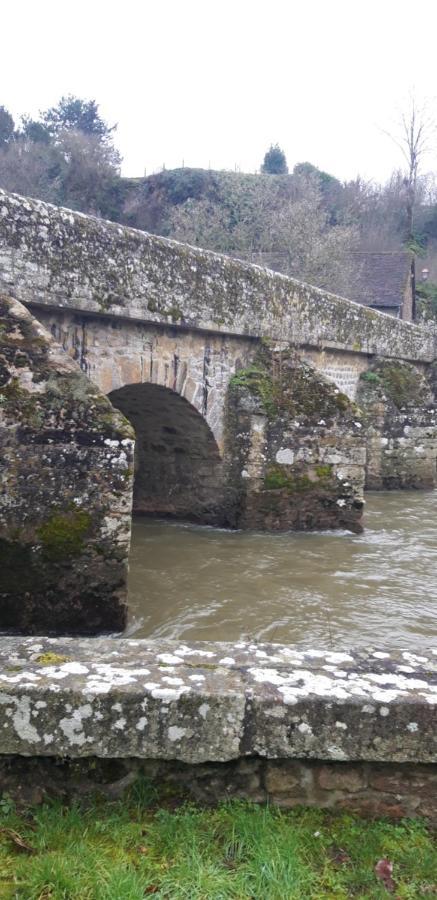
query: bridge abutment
0 295 134 635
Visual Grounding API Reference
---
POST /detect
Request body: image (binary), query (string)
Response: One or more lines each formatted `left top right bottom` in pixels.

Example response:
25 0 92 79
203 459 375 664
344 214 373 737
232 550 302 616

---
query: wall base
1 756 436 822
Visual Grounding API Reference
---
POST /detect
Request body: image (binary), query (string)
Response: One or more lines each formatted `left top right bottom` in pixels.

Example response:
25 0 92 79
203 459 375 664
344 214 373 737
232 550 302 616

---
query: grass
0 783 435 899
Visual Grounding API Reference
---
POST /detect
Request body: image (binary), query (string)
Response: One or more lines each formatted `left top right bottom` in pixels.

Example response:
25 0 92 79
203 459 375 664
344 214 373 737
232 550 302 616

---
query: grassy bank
0 783 435 899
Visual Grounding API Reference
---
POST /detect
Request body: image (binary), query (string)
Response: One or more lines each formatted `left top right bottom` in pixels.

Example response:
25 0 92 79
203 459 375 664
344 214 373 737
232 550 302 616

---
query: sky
2 0 437 183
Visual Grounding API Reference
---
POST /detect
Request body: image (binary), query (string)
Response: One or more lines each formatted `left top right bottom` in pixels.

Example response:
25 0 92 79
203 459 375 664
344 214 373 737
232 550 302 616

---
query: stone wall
226 347 366 532
2 756 435 822
356 360 437 489
32 311 367 531
0 637 435 819
0 189 434 364
32 306 256 451
303 347 374 400
0 295 134 634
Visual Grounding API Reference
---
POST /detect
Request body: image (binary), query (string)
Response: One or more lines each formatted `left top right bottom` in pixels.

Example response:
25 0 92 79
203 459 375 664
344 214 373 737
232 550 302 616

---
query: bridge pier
225 347 366 532
356 360 437 490
0 295 134 635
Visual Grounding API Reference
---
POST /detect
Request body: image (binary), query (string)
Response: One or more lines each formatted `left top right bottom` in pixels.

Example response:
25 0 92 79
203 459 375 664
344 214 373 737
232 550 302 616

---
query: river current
127 491 437 651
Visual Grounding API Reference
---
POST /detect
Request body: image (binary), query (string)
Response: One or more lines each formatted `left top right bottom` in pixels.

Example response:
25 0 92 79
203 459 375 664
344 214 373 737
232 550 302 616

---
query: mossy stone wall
0 188 435 364
356 360 437 490
225 347 366 532
0 294 134 634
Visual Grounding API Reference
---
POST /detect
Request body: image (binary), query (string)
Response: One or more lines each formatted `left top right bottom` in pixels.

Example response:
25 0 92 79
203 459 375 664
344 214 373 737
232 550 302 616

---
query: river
127 491 437 651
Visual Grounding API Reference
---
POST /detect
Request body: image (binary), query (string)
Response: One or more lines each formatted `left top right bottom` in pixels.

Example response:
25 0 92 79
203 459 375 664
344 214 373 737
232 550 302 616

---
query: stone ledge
0 639 435 764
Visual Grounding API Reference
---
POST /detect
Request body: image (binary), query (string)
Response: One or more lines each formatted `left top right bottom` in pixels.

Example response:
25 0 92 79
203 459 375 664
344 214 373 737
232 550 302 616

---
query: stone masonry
357 360 437 489
1 189 437 530
0 638 435 820
226 346 366 532
0 295 134 634
0 189 434 364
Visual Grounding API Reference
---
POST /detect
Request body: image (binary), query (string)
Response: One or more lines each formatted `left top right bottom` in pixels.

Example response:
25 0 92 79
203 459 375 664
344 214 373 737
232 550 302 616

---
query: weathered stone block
318 763 367 793
264 760 308 795
0 295 134 634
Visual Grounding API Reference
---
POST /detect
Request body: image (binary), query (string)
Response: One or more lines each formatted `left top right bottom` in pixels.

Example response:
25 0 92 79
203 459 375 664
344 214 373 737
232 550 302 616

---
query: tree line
2 96 437 301
0 96 122 219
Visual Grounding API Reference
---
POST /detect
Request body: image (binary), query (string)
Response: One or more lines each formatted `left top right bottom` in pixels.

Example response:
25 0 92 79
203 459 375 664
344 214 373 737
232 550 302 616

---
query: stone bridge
1 191 437 817
2 187 437 618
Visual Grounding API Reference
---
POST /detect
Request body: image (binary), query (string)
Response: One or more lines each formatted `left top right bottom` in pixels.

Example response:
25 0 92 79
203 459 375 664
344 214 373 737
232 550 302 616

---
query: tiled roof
348 252 413 309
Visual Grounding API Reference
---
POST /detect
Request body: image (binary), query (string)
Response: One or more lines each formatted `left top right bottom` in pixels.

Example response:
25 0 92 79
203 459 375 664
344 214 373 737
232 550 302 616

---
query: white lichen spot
198 703 210 719
113 717 126 731
13 697 40 743
157 654 184 665
168 726 187 742
275 448 294 465
59 704 93 746
297 722 313 735
407 721 419 732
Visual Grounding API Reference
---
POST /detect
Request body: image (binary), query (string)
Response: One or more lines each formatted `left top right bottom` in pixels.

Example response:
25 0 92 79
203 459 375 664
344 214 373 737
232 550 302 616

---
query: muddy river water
127 491 437 651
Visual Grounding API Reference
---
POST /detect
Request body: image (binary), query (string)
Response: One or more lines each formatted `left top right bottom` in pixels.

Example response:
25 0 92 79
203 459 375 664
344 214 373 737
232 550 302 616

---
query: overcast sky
3 0 437 183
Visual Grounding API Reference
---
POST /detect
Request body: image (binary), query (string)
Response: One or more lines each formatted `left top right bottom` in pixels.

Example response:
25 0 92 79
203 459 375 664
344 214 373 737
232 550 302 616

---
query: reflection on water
127 492 437 650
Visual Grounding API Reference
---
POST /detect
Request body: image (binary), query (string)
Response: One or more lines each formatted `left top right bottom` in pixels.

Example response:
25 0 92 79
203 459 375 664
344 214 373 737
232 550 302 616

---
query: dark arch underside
109 383 229 524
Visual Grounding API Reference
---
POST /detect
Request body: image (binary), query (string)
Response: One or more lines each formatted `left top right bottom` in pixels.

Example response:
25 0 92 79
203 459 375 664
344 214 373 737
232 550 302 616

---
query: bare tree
385 94 436 243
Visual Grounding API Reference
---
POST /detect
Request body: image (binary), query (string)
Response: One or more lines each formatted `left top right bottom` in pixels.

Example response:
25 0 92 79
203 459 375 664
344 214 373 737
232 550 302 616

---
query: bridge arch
108 382 228 525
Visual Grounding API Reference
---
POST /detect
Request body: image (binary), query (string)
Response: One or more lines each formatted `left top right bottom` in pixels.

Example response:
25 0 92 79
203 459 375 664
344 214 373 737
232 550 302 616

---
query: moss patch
264 465 313 493
231 350 356 422
359 361 427 410
37 509 93 562
230 364 278 415
35 652 71 666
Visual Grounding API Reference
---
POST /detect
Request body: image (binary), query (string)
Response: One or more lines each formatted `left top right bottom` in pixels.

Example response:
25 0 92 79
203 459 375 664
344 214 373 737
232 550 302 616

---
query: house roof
348 251 413 310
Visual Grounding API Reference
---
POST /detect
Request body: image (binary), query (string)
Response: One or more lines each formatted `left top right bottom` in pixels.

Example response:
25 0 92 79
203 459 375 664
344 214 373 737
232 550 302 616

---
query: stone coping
1 189 435 362
0 638 435 764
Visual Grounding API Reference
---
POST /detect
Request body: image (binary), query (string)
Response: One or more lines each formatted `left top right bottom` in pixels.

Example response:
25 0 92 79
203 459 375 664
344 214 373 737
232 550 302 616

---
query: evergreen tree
41 95 115 142
261 144 288 175
0 106 15 148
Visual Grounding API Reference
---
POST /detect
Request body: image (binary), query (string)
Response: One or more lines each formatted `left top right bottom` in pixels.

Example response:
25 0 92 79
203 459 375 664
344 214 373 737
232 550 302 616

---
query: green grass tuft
0 791 435 898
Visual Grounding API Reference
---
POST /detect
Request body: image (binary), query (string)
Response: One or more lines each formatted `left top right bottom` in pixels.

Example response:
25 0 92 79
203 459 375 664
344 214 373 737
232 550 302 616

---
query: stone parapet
0 189 434 363
0 638 435 764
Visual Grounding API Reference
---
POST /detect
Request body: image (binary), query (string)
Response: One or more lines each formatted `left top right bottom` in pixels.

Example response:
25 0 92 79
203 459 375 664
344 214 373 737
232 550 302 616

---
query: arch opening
109 383 229 525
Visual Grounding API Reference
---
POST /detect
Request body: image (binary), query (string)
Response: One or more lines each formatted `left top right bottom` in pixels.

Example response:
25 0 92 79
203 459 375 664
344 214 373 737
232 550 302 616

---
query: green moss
315 464 333 478
264 465 313 493
264 462 338 494
230 350 356 422
360 361 425 409
230 365 278 415
35 652 71 666
360 371 381 384
169 306 183 322
264 466 290 490
37 508 93 562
